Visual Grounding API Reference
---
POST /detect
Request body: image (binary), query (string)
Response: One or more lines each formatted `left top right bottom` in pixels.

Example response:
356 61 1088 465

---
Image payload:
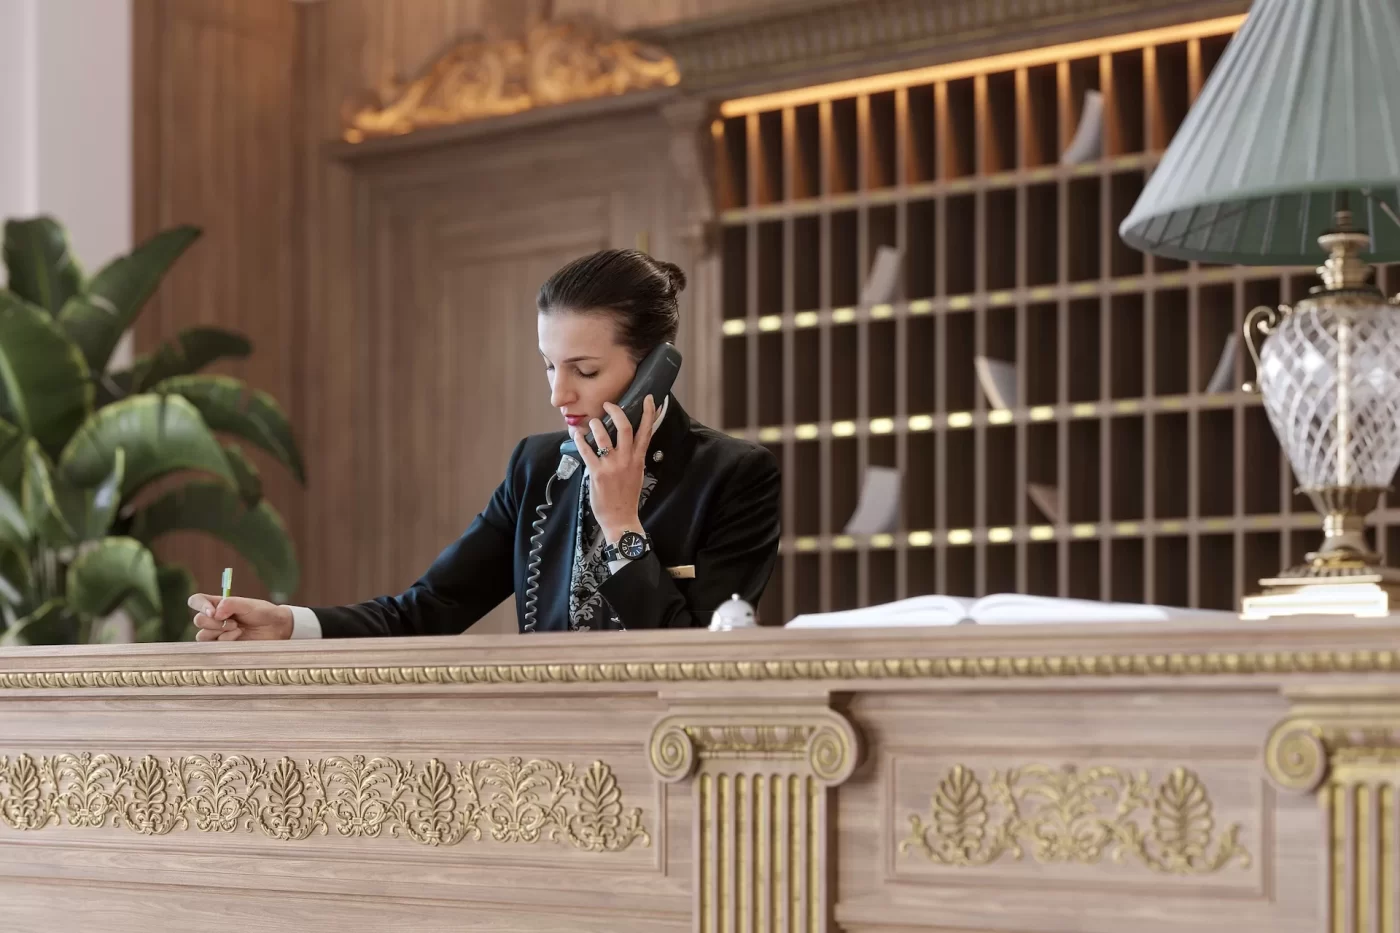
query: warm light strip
720 16 1244 116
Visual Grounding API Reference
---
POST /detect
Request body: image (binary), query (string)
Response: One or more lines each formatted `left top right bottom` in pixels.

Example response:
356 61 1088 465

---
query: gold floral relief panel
0 751 651 857
887 754 1263 891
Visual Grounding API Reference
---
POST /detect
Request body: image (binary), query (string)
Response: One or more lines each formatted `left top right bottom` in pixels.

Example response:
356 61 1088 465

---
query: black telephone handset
559 342 683 459
527 342 683 632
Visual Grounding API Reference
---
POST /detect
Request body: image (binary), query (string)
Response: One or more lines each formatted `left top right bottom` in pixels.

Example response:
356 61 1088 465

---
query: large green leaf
154 375 305 484
22 440 76 546
126 327 252 393
3 217 83 315
0 543 29 608
24 440 126 546
0 484 28 550
67 537 160 620
222 443 262 506
132 564 196 643
0 417 24 495
57 225 201 375
0 292 92 453
73 447 125 541
58 394 234 497
129 482 298 601
0 598 79 646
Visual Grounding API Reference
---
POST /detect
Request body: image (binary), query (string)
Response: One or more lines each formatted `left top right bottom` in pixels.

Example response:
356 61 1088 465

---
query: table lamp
1120 0 1400 618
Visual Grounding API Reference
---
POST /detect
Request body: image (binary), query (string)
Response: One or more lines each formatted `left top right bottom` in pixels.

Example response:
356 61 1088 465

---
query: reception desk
1 617 1397 932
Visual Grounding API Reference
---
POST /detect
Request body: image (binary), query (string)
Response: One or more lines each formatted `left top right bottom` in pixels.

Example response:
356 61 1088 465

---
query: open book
785 593 1235 628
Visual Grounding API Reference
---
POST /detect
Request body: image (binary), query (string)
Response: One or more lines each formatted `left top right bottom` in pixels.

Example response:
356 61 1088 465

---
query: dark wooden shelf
720 17 1377 624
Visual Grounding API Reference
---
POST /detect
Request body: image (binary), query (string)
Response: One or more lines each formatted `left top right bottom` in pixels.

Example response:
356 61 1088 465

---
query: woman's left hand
572 394 659 544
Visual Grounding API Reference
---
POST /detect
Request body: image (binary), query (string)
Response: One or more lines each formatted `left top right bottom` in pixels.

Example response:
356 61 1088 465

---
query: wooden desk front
0 619 1395 932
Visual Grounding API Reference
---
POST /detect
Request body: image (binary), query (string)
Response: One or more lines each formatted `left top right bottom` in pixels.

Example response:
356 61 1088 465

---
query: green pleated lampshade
1119 0 1400 265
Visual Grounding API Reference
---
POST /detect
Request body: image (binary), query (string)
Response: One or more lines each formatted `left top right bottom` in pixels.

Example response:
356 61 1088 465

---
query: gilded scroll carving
344 17 679 142
1265 717 1400 792
900 763 1251 874
649 715 859 786
0 752 648 852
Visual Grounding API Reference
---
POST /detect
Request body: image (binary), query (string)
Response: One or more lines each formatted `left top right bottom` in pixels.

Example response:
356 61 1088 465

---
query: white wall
0 0 132 365
0 1 40 229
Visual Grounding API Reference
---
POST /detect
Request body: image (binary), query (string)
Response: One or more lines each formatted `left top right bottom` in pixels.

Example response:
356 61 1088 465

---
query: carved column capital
648 708 860 785
1265 700 1400 794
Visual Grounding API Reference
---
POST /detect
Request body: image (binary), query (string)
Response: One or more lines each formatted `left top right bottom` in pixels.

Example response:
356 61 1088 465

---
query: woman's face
538 310 639 432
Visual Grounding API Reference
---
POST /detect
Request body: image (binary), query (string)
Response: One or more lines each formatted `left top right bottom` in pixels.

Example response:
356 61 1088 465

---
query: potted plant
0 216 303 645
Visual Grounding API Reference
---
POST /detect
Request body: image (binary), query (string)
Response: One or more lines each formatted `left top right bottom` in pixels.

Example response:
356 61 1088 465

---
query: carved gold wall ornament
343 17 679 143
5 647 1400 691
0 752 648 852
900 763 1252 874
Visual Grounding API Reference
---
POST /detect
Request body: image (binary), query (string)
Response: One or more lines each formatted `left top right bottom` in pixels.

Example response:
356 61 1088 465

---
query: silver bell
709 593 756 631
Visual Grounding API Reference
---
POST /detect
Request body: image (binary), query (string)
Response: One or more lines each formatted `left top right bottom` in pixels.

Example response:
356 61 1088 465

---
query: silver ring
596 446 612 457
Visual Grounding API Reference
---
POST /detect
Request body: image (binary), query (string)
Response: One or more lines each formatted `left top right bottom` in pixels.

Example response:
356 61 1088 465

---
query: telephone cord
521 474 556 634
523 456 579 633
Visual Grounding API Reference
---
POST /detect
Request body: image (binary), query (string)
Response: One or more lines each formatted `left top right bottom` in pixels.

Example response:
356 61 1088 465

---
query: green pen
221 567 233 600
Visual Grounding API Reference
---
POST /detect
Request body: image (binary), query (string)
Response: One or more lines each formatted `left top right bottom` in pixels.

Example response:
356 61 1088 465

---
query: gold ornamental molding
4 646 1400 691
899 763 1251 874
343 16 679 143
634 0 1251 91
0 752 649 851
648 709 860 932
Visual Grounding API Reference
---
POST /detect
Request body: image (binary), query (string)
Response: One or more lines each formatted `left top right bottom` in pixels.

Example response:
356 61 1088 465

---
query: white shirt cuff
607 559 633 576
285 605 322 639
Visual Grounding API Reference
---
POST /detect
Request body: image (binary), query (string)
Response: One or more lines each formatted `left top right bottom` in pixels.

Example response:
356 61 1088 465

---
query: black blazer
312 398 781 636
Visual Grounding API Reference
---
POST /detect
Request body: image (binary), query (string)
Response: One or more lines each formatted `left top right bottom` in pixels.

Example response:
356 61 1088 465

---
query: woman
190 249 781 639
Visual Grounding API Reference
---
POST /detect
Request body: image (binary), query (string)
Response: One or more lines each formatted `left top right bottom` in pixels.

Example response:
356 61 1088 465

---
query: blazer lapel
640 395 695 519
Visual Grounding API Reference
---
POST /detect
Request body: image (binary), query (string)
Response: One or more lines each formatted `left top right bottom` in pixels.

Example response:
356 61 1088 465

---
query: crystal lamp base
1241 486 1400 618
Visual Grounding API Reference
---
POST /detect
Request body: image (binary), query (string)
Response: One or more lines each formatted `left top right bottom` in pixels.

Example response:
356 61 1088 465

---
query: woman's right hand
189 594 294 641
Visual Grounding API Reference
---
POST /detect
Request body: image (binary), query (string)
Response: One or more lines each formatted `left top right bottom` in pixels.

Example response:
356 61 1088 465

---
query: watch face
619 531 647 560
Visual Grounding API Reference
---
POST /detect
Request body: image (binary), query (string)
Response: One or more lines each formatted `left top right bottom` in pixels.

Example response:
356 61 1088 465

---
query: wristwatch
604 531 651 562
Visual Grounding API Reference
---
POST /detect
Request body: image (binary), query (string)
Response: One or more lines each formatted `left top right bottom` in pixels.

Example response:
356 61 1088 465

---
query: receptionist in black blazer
191 249 781 639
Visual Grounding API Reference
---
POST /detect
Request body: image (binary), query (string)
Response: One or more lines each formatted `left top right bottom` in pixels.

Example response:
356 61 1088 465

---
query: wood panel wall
134 0 746 619
296 0 755 621
133 0 301 603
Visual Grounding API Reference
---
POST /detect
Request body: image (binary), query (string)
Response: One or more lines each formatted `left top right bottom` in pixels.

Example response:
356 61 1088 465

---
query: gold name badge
667 565 696 579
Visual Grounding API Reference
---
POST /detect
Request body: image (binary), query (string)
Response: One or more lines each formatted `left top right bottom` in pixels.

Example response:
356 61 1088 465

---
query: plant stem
45 549 59 603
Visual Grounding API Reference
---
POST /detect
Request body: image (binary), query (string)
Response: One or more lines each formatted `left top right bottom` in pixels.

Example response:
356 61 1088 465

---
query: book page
974 357 1017 410
843 466 901 535
1061 89 1104 165
861 246 903 307
1027 483 1061 523
785 594 976 628
1205 333 1239 394
967 593 1237 624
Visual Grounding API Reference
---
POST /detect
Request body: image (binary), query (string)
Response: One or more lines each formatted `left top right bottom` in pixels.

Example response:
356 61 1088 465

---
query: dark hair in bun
537 248 684 360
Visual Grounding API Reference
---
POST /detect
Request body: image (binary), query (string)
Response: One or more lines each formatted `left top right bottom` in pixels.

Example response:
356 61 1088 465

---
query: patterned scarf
564 397 669 632
566 471 658 631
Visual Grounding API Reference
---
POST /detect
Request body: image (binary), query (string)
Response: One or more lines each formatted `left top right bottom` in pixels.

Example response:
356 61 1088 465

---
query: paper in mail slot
666 565 696 579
